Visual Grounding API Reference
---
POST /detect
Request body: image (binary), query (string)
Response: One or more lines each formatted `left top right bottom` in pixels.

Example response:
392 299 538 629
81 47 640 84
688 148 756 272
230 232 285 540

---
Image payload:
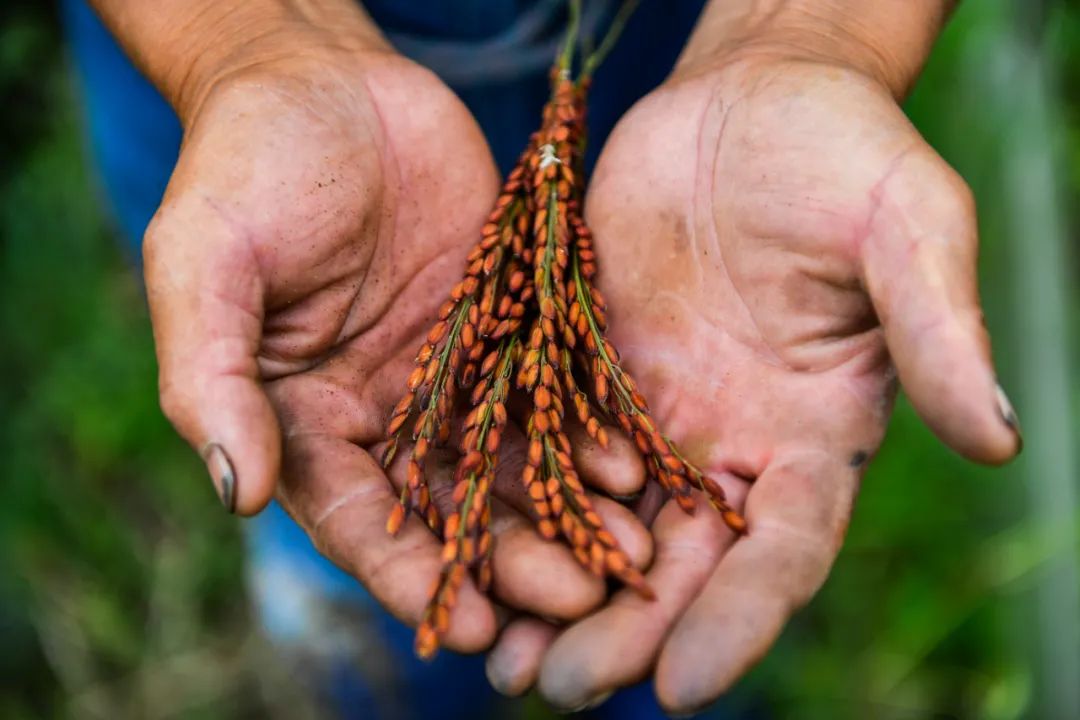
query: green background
2 1 1077 718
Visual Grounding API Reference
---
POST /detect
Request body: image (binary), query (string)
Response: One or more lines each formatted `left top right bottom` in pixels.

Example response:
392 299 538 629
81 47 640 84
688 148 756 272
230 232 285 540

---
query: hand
142 26 653 650
486 17 1021 713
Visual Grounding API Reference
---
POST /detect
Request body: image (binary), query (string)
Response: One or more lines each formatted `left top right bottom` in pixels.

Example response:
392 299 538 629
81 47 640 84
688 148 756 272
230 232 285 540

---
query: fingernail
484 655 512 696
995 383 1023 453
560 690 613 714
582 691 613 710
202 443 237 513
484 647 524 697
666 700 715 718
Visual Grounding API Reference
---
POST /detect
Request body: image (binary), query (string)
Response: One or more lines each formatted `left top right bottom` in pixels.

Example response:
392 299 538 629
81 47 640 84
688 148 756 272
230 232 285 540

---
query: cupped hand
487 49 1021 710
144 38 652 653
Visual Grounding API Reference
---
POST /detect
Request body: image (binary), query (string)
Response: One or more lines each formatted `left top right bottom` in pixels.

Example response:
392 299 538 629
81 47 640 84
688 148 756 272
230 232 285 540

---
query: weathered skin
98 0 1020 709
144 47 654 652
490 52 1020 713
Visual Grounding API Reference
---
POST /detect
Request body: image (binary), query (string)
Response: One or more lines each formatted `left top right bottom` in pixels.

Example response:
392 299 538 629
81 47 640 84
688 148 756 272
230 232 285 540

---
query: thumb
143 200 281 514
862 146 1021 464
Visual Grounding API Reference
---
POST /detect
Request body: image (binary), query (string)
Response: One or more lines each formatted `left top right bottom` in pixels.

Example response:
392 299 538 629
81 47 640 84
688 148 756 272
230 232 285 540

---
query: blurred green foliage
1 2 1076 719
0 4 310 719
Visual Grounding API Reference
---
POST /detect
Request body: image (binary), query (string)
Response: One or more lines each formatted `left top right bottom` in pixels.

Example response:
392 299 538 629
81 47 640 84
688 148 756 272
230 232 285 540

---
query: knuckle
926 165 978 248
157 375 193 432
141 204 185 273
141 213 167 270
941 177 977 234
949 176 977 216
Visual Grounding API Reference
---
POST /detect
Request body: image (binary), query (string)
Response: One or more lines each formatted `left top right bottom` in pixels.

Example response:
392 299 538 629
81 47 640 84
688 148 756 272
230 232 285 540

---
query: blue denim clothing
62 1 739 717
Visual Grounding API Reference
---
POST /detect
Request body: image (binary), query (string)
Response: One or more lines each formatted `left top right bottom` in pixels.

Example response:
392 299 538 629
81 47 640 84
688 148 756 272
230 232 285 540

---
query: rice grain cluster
381 7 747 659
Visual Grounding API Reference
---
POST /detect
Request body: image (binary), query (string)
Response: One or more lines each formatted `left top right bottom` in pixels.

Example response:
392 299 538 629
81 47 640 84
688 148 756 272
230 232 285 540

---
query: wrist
675 0 956 99
89 0 392 124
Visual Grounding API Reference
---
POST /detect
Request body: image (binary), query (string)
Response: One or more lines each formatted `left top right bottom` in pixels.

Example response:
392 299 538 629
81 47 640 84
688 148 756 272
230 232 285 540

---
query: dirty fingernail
582 690 613 710
484 640 519 696
485 653 513 696
202 443 237 513
557 690 614 714
486 644 532 698
668 709 706 719
995 384 1023 453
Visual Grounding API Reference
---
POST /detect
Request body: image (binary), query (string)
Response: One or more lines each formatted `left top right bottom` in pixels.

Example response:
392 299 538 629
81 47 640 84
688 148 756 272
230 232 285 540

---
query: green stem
454 337 515 546
543 436 588 517
422 297 473 437
571 250 637 414
559 0 582 73
581 0 641 81
456 471 480 545
543 185 558 297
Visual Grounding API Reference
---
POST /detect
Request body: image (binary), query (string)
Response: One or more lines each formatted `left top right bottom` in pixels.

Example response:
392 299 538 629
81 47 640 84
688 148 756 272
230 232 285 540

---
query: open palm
490 55 1020 712
144 48 651 653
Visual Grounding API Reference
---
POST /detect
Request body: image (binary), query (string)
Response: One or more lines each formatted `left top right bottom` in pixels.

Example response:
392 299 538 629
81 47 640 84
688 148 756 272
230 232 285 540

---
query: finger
467 425 655 574
144 203 279 514
590 495 655 570
655 451 854 714
386 445 606 620
861 146 1021 464
536 478 748 711
477 431 656 570
385 444 654 620
490 495 654 619
506 393 646 496
568 421 648 497
485 617 559 697
279 432 498 653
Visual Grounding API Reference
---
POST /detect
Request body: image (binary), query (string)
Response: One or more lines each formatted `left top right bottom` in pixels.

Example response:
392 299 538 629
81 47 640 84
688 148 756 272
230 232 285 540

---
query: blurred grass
0 4 316 719
1 1 1077 719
